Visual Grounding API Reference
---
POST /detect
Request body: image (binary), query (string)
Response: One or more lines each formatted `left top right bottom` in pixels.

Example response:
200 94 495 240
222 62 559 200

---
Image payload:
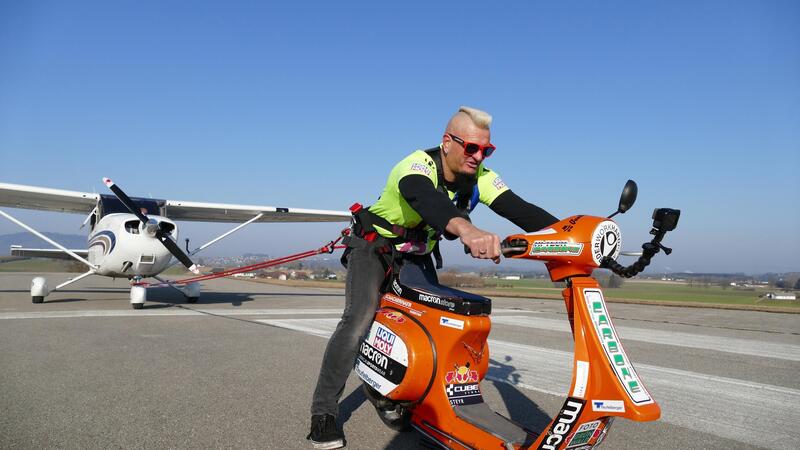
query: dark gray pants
310 242 386 417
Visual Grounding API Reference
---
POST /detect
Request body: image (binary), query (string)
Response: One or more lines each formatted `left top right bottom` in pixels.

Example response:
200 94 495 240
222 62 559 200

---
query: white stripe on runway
0 308 534 320
260 318 800 450
0 308 344 320
491 315 800 362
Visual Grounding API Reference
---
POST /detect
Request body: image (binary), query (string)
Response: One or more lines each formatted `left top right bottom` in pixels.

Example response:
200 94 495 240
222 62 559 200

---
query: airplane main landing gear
31 276 49 304
29 271 96 305
183 282 200 304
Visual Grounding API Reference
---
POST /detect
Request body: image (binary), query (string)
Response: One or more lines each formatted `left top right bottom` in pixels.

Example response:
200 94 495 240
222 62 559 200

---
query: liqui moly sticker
355 322 409 396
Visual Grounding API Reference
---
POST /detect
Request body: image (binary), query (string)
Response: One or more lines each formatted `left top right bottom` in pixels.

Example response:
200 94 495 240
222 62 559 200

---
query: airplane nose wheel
130 285 146 309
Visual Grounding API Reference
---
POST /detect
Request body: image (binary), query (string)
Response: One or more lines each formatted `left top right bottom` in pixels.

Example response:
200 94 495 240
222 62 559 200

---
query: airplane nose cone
145 219 159 236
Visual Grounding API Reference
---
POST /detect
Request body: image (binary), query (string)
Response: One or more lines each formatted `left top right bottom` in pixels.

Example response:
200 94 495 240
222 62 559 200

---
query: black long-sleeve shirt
398 174 559 234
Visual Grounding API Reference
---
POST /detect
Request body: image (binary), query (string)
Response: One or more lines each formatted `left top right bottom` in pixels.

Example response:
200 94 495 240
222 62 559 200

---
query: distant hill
0 232 87 255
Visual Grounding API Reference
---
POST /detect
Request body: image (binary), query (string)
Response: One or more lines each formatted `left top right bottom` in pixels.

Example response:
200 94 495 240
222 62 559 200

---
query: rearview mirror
609 180 638 218
618 180 638 214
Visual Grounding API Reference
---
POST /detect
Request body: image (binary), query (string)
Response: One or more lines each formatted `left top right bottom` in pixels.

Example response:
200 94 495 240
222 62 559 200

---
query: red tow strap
136 229 349 287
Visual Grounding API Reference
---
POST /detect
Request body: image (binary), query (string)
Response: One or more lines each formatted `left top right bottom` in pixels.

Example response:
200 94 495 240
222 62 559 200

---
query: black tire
362 384 412 431
32 296 44 304
132 303 144 310
186 297 198 304
379 404 412 431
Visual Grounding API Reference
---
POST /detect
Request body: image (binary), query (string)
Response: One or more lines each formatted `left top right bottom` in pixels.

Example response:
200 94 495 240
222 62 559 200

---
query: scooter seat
391 258 492 316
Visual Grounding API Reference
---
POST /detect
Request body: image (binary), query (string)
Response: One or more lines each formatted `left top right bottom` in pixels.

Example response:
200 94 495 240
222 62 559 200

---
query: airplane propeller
103 177 199 274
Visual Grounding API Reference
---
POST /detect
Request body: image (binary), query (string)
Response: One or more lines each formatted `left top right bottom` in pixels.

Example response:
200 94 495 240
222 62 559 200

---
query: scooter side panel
355 307 436 402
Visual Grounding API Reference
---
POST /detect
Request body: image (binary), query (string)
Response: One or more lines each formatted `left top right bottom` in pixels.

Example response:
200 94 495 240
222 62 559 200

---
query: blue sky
1 1 798 274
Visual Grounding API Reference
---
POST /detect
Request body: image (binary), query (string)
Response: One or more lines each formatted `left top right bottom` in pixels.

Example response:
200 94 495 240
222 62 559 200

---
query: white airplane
0 179 350 309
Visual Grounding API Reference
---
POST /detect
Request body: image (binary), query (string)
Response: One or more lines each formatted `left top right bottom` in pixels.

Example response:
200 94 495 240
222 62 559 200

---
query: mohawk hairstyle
458 106 493 129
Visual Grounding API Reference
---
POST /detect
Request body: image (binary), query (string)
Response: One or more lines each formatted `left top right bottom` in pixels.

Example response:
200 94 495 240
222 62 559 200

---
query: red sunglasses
448 133 496 158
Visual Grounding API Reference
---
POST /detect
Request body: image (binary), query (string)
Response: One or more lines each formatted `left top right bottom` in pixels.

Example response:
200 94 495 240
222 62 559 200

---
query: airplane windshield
99 195 164 217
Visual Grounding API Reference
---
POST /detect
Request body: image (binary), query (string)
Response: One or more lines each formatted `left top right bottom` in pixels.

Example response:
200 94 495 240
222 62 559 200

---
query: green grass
483 278 800 308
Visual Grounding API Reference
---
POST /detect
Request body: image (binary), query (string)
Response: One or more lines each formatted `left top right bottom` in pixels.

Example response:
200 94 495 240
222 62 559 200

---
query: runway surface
1 272 798 449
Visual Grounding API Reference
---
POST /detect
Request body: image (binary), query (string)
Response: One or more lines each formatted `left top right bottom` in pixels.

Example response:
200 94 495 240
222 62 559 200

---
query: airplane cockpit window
125 220 140 234
159 222 176 235
99 195 164 216
89 213 97 231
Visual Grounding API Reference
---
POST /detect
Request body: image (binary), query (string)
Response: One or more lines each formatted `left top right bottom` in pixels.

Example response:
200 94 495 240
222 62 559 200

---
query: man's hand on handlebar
446 217 501 264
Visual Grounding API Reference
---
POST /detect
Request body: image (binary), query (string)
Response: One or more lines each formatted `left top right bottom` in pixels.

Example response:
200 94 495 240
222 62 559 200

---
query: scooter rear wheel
362 384 412 431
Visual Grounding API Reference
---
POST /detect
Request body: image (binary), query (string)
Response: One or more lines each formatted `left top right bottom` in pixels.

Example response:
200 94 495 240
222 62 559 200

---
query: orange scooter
355 180 680 449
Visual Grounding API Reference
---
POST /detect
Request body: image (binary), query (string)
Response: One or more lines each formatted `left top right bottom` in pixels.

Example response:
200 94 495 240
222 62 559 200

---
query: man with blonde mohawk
307 106 558 449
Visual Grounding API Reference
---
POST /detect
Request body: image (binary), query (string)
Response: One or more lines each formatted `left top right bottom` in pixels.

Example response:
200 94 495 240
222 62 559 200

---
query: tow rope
136 229 349 287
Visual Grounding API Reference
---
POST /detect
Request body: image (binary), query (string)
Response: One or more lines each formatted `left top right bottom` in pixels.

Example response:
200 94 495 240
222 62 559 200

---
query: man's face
442 123 491 177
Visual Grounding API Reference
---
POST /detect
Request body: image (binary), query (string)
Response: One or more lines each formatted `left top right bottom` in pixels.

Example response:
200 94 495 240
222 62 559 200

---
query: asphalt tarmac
1 272 798 449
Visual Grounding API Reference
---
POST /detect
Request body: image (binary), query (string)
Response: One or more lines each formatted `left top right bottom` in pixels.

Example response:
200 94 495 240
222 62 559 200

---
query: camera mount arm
601 208 680 278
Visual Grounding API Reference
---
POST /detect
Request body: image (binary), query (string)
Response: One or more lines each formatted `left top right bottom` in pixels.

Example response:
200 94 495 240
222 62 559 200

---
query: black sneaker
307 414 345 449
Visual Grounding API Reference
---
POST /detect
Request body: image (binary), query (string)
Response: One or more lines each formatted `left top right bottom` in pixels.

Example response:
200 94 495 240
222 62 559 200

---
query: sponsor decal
566 420 601 448
380 309 406 324
584 289 652 404
594 417 613 446
355 322 409 396
530 240 584 257
360 342 389 370
439 316 464 330
444 364 479 384
418 293 456 310
569 215 585 225
445 382 483 406
372 326 396 355
537 398 586 450
383 293 412 308
492 176 506 190
591 221 621 264
357 341 407 384
591 400 625 413
561 216 583 233
526 228 557 236
391 279 403 295
410 162 432 176
407 308 424 317
572 360 589 398
355 364 383 392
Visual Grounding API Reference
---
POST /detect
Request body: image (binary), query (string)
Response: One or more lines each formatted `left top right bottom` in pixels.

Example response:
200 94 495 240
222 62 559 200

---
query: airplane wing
163 200 351 223
10 246 89 260
0 182 350 223
0 183 98 214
